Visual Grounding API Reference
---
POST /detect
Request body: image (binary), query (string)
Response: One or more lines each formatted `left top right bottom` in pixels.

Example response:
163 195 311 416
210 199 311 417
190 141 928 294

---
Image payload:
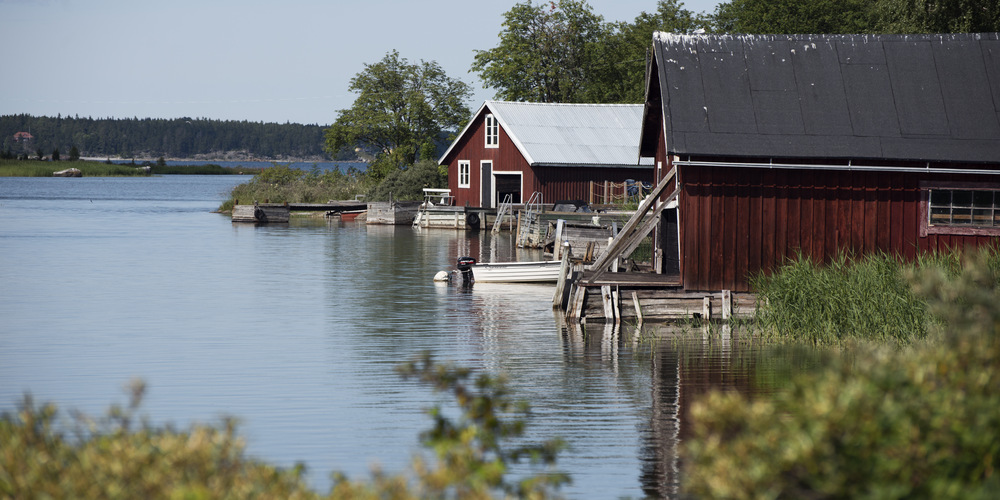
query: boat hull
470 261 562 283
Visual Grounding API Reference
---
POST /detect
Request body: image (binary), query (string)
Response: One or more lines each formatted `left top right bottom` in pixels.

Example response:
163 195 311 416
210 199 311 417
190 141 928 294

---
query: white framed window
485 114 498 148
458 160 470 188
920 181 1000 237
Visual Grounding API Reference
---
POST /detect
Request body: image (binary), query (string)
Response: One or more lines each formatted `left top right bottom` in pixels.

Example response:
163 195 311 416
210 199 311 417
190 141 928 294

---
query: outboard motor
456 256 477 285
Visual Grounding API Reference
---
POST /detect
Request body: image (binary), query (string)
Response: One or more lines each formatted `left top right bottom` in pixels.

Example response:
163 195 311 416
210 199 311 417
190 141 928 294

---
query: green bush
1 358 565 500
683 248 1000 499
365 160 447 202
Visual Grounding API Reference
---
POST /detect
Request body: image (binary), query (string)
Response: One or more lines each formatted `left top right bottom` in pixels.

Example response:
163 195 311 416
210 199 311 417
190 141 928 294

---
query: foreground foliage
1 357 565 499
684 248 1000 498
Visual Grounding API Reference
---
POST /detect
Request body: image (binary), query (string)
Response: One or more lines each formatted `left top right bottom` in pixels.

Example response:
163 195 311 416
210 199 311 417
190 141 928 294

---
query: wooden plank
775 170 789 265
722 172 738 290
824 178 839 262
736 170 750 290
698 171 713 290
761 170 776 275
748 168 763 284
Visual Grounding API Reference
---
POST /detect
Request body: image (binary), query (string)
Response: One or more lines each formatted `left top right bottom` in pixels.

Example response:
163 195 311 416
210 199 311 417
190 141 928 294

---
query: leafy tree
710 0 871 34
324 51 472 182
587 0 706 103
869 0 1000 33
68 145 80 161
471 0 605 103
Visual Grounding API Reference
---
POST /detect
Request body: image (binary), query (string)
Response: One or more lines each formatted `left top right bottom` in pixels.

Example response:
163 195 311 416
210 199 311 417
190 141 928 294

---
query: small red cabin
640 32 1000 292
439 101 653 208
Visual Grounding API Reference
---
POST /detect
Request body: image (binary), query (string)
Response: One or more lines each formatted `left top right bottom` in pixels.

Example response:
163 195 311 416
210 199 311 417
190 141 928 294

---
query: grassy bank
0 159 148 177
218 160 447 212
0 159 257 177
749 246 1000 345
218 164 369 212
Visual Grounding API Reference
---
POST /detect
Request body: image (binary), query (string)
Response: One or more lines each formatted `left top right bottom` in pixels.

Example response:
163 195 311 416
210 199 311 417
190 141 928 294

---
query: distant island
1 114 361 163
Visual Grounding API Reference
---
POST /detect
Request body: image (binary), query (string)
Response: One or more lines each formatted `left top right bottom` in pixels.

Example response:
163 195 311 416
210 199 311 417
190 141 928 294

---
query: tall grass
751 246 1000 345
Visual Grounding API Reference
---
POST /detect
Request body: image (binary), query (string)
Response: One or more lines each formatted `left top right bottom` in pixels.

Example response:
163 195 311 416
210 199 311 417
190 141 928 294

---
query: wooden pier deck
559 268 756 323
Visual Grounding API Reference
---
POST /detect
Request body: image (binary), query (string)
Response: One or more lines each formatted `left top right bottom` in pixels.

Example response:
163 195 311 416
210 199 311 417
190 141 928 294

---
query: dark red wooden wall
676 165 1000 292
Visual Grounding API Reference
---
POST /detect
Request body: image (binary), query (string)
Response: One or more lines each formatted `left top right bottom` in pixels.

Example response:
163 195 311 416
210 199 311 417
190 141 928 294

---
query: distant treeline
0 114 340 160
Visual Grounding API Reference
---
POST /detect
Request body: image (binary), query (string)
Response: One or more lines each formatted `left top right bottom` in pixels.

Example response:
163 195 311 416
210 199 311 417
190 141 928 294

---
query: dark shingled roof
643 32 1000 164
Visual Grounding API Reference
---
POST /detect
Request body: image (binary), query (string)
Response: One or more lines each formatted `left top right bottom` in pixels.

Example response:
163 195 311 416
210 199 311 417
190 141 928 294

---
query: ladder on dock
516 191 544 247
492 193 514 233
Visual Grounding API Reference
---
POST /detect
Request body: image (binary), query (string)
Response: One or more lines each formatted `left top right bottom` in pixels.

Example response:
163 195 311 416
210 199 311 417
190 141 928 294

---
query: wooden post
612 288 621 325
553 242 572 310
554 219 565 258
571 285 587 323
702 296 712 321
601 285 615 322
722 290 733 320
631 291 643 324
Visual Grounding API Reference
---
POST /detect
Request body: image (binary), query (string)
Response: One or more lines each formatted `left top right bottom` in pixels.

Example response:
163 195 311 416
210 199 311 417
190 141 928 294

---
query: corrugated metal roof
441 101 652 167
647 32 1000 163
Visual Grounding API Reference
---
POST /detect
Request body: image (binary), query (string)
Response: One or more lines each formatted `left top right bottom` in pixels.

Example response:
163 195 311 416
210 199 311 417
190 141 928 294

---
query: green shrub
365 160 446 202
683 247 1000 499
1 358 565 500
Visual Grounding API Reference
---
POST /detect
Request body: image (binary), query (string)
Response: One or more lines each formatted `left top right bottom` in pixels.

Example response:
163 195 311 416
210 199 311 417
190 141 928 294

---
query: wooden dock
555 265 756 323
232 203 290 223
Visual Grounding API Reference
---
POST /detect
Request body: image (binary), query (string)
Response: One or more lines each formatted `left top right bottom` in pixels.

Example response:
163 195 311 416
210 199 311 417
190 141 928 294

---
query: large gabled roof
641 32 1000 163
440 101 653 167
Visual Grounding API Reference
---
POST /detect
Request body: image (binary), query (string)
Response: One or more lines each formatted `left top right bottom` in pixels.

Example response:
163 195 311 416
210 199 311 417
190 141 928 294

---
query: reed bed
751 246 1000 345
0 159 149 177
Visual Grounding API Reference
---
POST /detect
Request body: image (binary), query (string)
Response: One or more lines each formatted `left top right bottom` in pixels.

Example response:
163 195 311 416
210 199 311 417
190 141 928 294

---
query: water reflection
559 322 769 499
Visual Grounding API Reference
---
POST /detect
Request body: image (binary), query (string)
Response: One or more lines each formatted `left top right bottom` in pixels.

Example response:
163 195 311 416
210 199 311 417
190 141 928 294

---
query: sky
1 0 722 126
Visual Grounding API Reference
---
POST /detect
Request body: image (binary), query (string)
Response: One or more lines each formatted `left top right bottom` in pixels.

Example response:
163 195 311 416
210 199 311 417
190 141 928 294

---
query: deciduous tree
324 50 472 181
471 0 604 103
587 0 706 103
710 0 870 34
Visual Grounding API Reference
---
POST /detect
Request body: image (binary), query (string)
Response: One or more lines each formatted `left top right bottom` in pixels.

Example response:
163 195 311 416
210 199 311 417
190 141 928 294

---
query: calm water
0 176 775 499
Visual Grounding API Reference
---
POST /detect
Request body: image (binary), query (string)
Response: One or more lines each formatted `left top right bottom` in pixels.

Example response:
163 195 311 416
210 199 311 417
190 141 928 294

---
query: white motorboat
469 260 563 283
435 257 563 284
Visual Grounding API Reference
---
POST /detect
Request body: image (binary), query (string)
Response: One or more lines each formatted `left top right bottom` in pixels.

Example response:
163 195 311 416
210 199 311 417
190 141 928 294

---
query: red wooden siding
678 165 1000 292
